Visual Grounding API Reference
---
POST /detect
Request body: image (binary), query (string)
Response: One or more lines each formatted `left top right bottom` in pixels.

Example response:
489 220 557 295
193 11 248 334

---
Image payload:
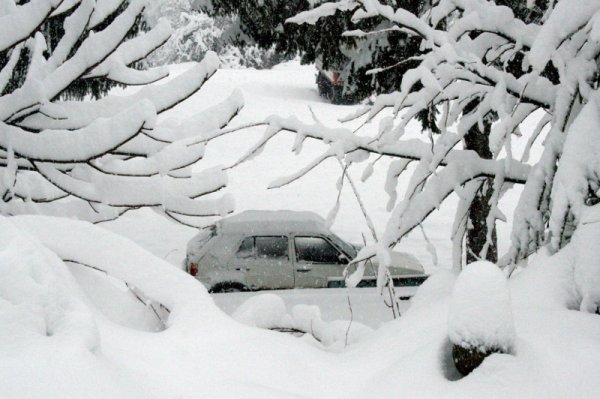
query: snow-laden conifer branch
0 1 243 225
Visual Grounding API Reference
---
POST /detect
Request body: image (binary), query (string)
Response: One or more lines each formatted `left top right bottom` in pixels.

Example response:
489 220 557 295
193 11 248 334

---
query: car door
230 236 294 290
292 236 348 288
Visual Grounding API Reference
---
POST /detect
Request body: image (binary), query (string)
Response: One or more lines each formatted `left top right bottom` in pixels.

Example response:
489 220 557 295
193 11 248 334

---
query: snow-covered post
448 261 515 376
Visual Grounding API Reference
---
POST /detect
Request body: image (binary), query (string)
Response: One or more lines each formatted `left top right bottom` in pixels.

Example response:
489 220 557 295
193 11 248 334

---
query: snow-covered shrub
0 0 243 225
10 215 225 327
448 261 515 375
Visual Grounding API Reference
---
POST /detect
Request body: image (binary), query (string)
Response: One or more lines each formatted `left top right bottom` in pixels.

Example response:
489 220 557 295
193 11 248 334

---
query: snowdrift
1 215 600 398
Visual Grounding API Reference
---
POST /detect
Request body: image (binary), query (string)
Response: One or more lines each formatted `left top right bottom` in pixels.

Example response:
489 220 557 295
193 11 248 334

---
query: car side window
236 237 254 259
295 237 344 264
255 236 288 259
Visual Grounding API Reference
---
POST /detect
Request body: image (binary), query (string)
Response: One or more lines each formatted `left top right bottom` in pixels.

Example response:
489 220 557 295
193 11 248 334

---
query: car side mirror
338 254 349 264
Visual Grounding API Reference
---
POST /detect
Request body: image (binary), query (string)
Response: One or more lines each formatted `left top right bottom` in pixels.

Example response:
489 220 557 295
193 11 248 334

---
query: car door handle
296 269 311 273
235 267 250 272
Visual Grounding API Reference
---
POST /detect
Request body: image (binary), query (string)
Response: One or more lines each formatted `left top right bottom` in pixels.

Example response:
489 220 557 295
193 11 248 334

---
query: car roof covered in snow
216 210 330 236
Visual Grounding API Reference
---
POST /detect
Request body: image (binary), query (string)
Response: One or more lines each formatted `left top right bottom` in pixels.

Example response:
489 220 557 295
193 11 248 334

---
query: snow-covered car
184 210 426 293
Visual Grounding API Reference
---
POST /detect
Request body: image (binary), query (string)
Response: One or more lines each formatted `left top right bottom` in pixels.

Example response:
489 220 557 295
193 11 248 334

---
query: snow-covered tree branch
0 0 244 224
222 0 600 271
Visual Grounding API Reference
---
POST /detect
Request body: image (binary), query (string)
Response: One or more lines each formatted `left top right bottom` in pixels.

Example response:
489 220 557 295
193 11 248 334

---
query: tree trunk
463 113 497 265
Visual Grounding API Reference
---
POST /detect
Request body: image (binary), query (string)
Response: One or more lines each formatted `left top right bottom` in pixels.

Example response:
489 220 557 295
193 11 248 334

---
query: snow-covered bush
10 215 225 325
448 261 515 375
0 0 243 225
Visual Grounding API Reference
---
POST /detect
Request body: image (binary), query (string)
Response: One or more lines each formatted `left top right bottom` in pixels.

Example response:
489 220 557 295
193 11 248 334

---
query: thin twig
345 295 353 348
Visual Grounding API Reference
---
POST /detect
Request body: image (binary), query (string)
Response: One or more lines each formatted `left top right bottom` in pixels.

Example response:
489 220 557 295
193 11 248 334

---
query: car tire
209 282 247 293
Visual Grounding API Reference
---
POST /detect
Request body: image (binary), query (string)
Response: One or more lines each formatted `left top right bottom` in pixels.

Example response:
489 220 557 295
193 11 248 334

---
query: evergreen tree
203 0 425 101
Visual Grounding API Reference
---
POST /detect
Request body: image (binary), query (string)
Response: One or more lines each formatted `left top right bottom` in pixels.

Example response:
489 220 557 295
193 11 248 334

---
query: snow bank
408 269 457 312
448 261 515 353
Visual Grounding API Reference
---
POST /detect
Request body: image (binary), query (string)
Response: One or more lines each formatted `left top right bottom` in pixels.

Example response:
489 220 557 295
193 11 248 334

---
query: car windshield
328 233 357 259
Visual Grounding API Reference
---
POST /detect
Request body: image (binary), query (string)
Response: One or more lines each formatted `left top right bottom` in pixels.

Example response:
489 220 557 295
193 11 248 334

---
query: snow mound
0 216 98 354
509 245 579 311
232 293 291 329
232 293 373 349
448 261 515 352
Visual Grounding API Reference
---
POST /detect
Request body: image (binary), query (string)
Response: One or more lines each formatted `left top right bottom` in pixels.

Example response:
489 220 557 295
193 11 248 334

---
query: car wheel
210 282 247 293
